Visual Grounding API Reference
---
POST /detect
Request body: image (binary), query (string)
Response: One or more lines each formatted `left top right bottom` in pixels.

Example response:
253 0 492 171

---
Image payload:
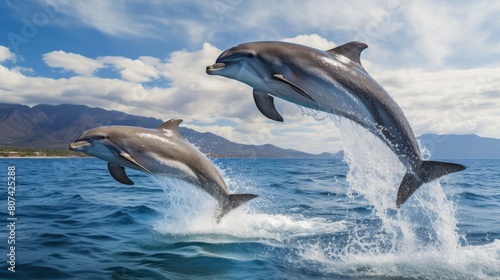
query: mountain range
417 133 500 159
1 103 499 159
0 103 334 158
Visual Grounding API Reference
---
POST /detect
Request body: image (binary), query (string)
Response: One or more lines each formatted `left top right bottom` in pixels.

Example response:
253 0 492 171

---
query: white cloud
371 66 500 137
11 66 33 74
282 34 337 50
43 52 161 82
396 1 500 68
403 1 463 66
0 46 16 63
55 0 154 37
99 56 160 83
43 51 104 75
222 1 386 36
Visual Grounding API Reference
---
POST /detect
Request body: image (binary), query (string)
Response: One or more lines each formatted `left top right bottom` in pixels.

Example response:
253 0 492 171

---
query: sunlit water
0 126 499 279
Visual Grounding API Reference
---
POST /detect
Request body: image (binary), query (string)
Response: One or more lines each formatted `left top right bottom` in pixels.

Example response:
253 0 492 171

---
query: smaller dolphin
69 118 257 222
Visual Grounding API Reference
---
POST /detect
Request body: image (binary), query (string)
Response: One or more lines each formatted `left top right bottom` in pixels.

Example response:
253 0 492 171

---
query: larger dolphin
206 41 465 208
69 118 257 222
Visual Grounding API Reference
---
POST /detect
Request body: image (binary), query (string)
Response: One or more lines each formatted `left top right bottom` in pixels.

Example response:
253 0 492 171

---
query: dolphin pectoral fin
272 74 315 102
328 41 368 66
215 193 258 223
107 163 134 185
396 161 466 207
253 89 284 122
119 152 150 173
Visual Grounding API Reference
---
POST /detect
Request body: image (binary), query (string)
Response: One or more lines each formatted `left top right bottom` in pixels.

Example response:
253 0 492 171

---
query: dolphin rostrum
206 41 465 208
69 118 257 222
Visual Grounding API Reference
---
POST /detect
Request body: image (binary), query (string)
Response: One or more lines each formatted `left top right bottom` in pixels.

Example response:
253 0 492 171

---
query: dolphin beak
68 141 91 152
206 62 226 74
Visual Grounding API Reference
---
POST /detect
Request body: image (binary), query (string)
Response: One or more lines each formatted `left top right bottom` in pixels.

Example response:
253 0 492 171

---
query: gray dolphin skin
68 118 257 222
206 41 465 208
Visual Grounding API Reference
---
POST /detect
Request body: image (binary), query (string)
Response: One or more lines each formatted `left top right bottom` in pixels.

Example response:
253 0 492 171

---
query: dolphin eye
247 53 255 58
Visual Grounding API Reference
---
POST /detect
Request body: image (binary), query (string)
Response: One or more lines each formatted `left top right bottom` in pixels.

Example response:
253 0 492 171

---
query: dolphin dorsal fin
156 118 183 131
328 41 368 65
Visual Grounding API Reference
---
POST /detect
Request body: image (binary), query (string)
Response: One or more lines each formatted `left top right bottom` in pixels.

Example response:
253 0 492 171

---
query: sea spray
292 111 500 279
334 116 462 253
151 175 218 234
150 174 345 244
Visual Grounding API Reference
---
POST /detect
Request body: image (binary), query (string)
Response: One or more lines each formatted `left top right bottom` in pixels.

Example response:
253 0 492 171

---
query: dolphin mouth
68 141 91 151
206 62 226 74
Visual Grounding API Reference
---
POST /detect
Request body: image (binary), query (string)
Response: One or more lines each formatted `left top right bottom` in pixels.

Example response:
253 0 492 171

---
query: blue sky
1 0 499 153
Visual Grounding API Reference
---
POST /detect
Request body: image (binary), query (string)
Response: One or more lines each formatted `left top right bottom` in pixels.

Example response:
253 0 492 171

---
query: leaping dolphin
206 41 465 208
68 118 257 222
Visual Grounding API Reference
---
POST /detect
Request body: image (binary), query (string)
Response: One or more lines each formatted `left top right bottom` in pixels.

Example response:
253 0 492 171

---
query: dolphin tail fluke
396 160 466 208
216 193 258 223
396 172 423 208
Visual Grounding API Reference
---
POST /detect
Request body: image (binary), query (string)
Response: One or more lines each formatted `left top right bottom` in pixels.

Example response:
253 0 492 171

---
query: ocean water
1 128 500 279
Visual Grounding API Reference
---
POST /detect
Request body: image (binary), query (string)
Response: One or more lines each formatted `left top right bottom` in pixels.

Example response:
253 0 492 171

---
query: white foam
298 240 500 279
334 117 463 253
150 175 345 244
294 114 500 279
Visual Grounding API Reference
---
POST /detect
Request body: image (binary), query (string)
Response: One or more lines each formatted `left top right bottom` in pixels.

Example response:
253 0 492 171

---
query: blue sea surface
0 156 499 279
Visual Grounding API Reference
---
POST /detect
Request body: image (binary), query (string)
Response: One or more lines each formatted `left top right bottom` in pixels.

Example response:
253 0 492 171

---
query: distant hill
1 103 498 159
0 103 334 158
418 133 500 159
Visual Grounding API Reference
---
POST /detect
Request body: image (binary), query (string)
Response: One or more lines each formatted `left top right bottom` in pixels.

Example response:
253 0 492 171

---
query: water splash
297 115 500 279
338 116 462 252
151 175 345 244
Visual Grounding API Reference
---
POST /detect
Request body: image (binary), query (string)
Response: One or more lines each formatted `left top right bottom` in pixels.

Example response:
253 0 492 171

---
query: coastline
0 156 89 159
0 147 88 158
0 147 335 159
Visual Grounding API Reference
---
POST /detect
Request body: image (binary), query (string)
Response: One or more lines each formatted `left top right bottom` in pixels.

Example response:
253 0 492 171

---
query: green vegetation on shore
0 147 88 158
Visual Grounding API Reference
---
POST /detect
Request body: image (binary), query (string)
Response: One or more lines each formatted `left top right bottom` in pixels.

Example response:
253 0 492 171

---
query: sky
0 0 499 154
